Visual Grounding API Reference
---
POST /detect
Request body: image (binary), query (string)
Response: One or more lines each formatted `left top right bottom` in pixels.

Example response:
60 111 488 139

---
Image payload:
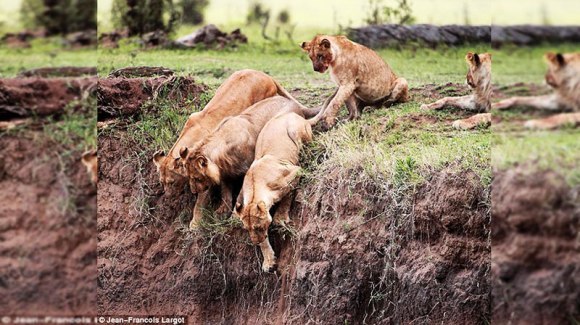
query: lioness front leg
190 189 210 229
421 95 475 111
323 84 357 128
273 192 294 227
524 112 580 130
259 238 277 272
492 94 561 110
215 183 233 215
452 113 492 130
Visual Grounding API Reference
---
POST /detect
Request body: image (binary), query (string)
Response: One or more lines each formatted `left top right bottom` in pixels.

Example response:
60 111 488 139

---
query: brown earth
0 77 97 119
97 76 207 118
492 166 580 324
96 77 492 322
0 130 96 315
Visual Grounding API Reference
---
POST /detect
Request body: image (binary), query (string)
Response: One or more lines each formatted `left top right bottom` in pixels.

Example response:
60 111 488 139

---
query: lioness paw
189 219 200 230
420 104 431 110
262 259 277 273
492 100 513 110
524 119 550 130
452 120 471 130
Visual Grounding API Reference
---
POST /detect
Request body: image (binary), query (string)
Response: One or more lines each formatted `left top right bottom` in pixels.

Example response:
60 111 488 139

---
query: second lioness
233 112 314 272
181 96 315 229
421 52 492 129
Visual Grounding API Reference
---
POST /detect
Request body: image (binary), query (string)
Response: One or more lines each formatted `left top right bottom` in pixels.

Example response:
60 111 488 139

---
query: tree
364 0 416 26
20 0 97 35
179 0 209 25
111 0 180 36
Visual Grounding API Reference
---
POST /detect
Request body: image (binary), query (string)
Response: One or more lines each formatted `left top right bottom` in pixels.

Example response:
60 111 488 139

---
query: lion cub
181 96 309 229
233 112 314 272
493 52 580 130
301 35 408 128
421 52 492 130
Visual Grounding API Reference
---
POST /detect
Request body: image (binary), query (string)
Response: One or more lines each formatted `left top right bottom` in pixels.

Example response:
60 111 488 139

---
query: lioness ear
82 149 96 162
556 53 565 66
172 156 182 169
179 147 188 159
545 52 565 66
301 41 310 52
235 202 242 213
152 150 165 167
466 52 480 66
196 156 208 169
320 38 330 49
82 150 97 168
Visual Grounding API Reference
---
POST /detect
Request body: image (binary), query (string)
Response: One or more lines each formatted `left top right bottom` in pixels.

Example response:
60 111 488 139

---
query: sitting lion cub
301 34 408 128
153 69 312 222
181 96 314 229
233 112 314 272
493 52 580 130
421 52 492 130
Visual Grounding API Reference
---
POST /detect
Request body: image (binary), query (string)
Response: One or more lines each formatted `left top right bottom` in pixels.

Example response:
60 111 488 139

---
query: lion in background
421 52 492 130
493 52 580 130
301 34 408 129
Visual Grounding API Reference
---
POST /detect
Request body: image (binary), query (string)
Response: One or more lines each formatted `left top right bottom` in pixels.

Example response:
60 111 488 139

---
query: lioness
301 35 408 128
233 112 314 272
180 96 315 229
81 149 98 184
493 52 580 129
153 69 311 192
421 52 492 130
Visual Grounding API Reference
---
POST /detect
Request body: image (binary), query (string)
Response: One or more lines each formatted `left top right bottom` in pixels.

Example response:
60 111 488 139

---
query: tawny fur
421 52 492 130
152 70 315 227
301 34 408 128
181 96 308 229
152 69 311 192
233 112 313 272
81 149 98 184
493 52 580 130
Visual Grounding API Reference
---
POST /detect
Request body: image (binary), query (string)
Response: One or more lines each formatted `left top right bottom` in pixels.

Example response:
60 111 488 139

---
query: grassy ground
2 22 577 187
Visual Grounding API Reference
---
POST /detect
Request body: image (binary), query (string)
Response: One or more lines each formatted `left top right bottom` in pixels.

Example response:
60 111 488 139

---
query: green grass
493 130 580 186
0 38 97 77
303 102 491 189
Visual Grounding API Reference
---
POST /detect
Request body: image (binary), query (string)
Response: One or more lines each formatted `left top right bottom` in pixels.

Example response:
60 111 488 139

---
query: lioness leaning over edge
152 69 316 222
493 52 580 130
233 111 315 272
180 96 319 229
421 52 492 130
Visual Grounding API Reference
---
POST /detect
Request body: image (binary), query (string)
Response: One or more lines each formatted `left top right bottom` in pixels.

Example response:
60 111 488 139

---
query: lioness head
465 52 491 89
544 52 568 88
180 146 220 194
301 36 334 73
152 151 187 191
81 149 98 184
233 201 271 245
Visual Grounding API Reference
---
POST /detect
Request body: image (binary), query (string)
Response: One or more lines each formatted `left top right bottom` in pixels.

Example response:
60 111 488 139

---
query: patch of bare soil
17 67 97 78
97 76 206 118
0 131 96 314
492 166 579 323
0 77 97 119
